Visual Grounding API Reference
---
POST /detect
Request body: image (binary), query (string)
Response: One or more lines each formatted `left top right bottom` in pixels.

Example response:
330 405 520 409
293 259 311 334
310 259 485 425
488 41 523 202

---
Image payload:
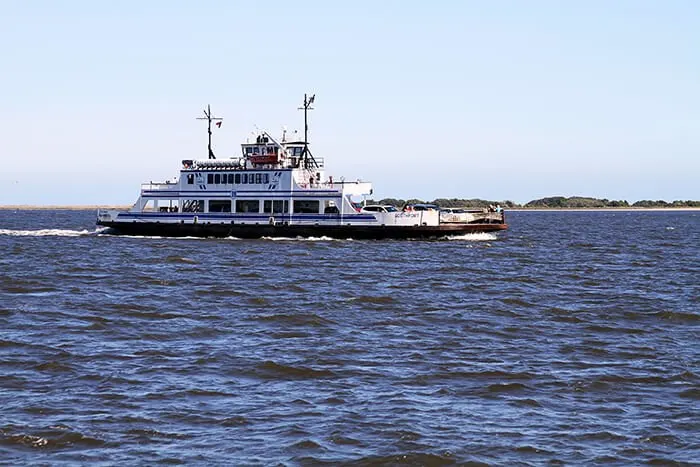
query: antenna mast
298 93 318 168
196 105 223 159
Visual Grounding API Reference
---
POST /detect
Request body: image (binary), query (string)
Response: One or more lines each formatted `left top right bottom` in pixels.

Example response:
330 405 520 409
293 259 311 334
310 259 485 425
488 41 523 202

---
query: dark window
264 200 287 214
235 173 241 184
228 174 234 184
209 200 231 212
187 174 194 184
207 174 214 184
235 200 260 213
255 174 262 184
182 200 204 212
243 174 248 184
214 173 221 184
324 201 339 214
263 173 269 184
293 200 320 214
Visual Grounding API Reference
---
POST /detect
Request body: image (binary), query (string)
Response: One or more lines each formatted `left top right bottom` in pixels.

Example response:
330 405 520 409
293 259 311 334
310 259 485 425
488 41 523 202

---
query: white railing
140 181 178 191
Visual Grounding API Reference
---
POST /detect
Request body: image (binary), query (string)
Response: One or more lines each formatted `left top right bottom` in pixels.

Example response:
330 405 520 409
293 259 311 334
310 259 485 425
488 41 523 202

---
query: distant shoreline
0 205 130 210
507 207 700 212
1 205 698 212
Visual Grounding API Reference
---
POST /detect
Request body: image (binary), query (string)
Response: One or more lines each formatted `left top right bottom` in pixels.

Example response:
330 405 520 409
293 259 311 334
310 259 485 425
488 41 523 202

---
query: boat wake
445 232 498 241
0 227 110 237
261 236 348 242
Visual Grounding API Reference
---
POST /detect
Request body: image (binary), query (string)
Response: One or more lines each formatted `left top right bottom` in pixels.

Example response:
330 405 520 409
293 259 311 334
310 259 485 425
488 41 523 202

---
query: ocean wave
0 425 105 449
255 360 337 380
253 312 337 327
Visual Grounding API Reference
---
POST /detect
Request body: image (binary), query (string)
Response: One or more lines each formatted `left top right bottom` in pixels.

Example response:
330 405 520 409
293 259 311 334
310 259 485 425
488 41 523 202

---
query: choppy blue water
0 209 698 465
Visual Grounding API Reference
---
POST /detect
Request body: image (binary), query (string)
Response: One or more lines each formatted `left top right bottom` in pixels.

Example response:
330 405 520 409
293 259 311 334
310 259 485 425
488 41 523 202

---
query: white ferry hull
96 98 509 240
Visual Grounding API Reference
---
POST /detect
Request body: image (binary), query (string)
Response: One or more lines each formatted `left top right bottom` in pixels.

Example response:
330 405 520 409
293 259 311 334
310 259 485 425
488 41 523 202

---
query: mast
298 94 318 168
196 105 223 159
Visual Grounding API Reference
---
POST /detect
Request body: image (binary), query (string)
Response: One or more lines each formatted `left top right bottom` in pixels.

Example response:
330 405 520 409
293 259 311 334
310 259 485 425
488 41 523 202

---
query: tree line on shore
367 196 700 209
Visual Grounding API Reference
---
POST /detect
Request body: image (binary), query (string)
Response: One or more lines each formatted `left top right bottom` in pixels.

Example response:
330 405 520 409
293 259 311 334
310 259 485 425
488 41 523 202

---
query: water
1 209 698 465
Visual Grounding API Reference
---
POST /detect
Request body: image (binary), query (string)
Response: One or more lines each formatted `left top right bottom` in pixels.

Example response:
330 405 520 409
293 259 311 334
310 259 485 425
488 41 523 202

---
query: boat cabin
242 134 282 167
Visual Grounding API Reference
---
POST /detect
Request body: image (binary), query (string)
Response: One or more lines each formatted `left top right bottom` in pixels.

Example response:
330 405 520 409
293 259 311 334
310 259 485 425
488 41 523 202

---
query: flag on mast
215 121 222 128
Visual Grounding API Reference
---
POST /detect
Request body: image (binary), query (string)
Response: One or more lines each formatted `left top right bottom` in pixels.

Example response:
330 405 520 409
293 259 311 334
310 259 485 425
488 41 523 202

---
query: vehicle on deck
361 205 399 213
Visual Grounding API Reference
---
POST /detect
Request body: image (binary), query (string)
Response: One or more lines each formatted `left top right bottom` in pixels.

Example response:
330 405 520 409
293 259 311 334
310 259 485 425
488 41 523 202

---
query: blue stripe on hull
116 212 378 222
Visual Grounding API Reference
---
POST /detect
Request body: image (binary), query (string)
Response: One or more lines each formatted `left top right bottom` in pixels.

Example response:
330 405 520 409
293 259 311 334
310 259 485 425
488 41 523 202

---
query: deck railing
141 181 178 191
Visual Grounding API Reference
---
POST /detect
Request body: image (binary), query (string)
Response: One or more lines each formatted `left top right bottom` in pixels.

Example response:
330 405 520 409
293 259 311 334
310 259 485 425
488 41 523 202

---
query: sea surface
0 209 698 465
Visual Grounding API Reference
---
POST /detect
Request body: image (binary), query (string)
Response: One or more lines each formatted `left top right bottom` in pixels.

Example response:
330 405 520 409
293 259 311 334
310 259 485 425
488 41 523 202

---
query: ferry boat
97 96 508 239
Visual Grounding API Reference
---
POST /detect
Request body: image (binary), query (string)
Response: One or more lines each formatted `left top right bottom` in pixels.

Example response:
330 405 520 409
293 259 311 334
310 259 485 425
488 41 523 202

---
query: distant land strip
370 196 700 209
0 205 130 210
1 197 699 210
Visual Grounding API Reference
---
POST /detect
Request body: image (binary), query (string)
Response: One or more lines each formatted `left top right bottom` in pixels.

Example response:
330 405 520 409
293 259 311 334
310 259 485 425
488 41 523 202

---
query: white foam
260 235 341 242
445 232 498 241
303 236 337 241
115 235 210 240
0 228 107 237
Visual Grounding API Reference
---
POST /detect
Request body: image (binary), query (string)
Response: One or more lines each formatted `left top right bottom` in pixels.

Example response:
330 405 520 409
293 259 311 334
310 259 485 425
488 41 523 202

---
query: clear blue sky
1 0 698 205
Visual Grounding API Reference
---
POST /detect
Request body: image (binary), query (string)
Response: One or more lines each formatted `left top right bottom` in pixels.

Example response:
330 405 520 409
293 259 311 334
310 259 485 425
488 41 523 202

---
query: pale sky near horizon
1 0 698 205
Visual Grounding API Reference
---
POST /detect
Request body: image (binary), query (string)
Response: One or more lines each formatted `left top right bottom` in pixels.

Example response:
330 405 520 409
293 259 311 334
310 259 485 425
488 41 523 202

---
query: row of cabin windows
245 146 278 155
180 199 337 214
186 173 271 185
241 146 304 157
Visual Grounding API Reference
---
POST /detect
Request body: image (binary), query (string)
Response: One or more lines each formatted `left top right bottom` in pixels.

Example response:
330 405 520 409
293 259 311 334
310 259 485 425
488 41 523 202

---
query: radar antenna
196 105 223 159
298 94 319 168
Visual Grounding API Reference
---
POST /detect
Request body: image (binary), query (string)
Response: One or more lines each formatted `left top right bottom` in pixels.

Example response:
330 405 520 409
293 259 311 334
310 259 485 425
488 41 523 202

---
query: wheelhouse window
214 173 221 184
187 174 194 184
293 200 320 214
207 174 214 184
263 174 269 184
255 173 262 184
209 200 231 212
235 173 241 184
227 174 234 184
235 200 260 213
